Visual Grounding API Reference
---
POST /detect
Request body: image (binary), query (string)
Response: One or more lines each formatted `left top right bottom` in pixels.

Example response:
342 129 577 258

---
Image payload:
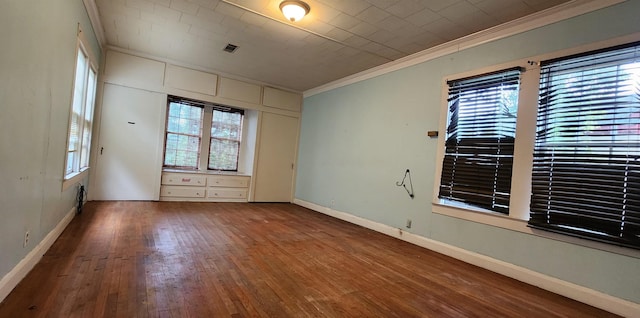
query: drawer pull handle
182 178 191 182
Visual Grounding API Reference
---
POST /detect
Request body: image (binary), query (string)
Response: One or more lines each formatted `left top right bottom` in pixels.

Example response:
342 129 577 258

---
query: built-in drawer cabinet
207 188 247 200
207 175 249 188
160 172 250 202
160 186 205 198
162 173 206 186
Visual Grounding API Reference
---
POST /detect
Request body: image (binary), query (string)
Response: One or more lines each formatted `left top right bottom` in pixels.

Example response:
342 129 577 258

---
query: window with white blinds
529 42 640 249
439 68 522 214
65 39 97 180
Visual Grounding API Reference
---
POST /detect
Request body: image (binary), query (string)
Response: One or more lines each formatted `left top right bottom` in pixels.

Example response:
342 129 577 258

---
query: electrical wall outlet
406 219 412 229
23 231 30 248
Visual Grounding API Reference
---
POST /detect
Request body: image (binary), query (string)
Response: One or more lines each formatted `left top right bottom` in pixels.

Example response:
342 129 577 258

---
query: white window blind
65 41 97 179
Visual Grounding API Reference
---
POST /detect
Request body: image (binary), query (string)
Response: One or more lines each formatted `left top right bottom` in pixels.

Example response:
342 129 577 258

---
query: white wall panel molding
105 45 300 94
102 48 302 116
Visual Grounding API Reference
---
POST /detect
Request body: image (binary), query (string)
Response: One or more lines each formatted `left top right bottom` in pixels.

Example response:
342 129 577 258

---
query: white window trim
163 98 245 172
62 168 90 191
432 32 640 258
62 26 99 190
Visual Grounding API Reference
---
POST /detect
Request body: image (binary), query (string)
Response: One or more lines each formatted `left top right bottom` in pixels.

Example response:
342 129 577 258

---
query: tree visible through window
164 102 203 169
209 109 243 171
163 96 243 172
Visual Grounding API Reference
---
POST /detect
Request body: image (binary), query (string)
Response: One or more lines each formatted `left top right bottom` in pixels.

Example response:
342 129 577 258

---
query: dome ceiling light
279 1 310 22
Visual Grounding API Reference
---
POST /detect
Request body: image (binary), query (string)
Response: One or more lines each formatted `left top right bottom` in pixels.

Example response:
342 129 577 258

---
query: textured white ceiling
94 0 569 91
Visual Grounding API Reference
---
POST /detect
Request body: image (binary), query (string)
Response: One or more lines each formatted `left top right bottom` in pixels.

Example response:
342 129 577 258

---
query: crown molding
303 0 626 98
82 0 106 48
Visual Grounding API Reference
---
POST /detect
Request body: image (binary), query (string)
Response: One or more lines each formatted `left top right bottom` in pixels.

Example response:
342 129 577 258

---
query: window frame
438 67 523 215
208 107 244 171
528 41 640 249
432 33 640 256
163 99 205 170
62 29 99 191
162 96 245 173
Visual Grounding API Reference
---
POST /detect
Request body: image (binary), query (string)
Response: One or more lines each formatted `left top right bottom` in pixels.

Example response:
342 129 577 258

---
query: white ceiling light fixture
279 1 310 22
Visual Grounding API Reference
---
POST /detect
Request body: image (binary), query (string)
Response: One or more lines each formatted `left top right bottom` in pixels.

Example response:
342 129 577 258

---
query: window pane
80 68 97 169
68 51 87 153
208 109 242 171
164 133 201 168
65 48 89 177
209 139 239 170
439 68 521 214
211 110 242 139
66 152 75 175
167 102 202 135
163 101 203 169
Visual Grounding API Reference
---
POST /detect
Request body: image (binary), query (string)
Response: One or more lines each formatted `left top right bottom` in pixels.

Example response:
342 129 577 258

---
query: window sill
162 168 251 177
433 200 529 232
62 168 89 191
432 200 640 258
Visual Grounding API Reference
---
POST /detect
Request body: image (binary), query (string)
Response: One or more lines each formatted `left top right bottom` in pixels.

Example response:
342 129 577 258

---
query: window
209 109 243 171
163 96 244 172
164 99 203 169
529 42 640 249
65 40 97 180
438 68 522 214
434 39 640 251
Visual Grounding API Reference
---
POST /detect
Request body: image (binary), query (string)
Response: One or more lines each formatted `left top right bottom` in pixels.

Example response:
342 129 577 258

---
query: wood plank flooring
0 201 618 317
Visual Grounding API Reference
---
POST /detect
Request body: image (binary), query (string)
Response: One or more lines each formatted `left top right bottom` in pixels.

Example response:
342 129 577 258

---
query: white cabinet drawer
206 188 247 199
207 176 250 188
160 186 205 198
162 173 206 186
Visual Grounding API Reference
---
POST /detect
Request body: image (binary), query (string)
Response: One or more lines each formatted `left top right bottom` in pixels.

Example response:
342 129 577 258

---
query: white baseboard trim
0 206 77 303
293 198 640 317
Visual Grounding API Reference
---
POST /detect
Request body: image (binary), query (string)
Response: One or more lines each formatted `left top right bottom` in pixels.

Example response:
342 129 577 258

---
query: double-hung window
529 42 640 248
209 108 243 171
164 98 204 169
163 96 244 172
439 68 522 214
436 39 640 251
64 33 98 185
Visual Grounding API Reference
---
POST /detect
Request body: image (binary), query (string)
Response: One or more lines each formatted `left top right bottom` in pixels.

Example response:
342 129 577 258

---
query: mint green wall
296 0 640 303
0 0 100 279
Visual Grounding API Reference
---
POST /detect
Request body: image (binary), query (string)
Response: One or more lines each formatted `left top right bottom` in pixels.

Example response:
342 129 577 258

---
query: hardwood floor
0 201 618 317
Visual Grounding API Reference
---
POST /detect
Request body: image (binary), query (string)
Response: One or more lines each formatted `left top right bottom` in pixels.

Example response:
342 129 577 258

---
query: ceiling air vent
223 44 238 53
